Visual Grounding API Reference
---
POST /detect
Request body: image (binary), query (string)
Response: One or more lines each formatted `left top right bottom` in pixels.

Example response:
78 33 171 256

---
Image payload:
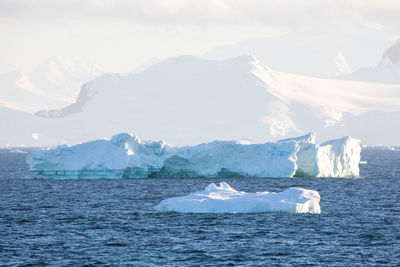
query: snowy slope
0 71 63 112
203 34 390 78
33 55 281 145
2 54 400 146
130 58 162 74
251 63 400 137
29 56 106 103
0 57 106 113
338 39 400 84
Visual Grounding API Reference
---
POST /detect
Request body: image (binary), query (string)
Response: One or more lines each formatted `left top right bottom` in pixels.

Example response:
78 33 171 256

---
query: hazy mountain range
0 56 106 113
339 39 400 84
0 38 399 147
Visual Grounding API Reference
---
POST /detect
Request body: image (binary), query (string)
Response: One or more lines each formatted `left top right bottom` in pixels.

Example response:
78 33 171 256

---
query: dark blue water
1 147 400 266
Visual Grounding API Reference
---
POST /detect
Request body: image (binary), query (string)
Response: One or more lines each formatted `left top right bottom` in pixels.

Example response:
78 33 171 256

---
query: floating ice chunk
26 133 299 179
292 135 360 177
26 133 176 179
26 132 360 179
160 140 299 178
9 148 27 154
154 182 321 214
387 146 400 151
26 139 129 179
278 132 316 144
315 136 361 177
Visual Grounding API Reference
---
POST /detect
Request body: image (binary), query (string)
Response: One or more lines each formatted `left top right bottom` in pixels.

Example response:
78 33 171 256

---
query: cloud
0 0 399 33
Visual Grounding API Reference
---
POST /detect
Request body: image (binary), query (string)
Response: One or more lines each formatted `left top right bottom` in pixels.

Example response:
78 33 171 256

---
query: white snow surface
26 133 177 179
154 182 321 214
277 132 361 177
203 34 391 79
168 139 298 178
26 132 360 179
0 56 106 113
2 53 400 147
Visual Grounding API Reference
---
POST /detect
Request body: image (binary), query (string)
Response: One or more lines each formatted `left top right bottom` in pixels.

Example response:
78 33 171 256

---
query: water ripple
0 148 399 265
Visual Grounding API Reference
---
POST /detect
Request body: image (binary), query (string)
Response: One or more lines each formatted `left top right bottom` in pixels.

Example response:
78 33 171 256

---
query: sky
0 0 399 73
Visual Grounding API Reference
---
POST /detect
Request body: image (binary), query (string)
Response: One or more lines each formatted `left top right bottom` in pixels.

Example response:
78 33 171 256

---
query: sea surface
0 147 399 266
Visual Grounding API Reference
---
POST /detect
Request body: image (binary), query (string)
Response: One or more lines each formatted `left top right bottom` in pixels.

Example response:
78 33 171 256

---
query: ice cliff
279 133 361 177
154 182 321 214
26 132 360 179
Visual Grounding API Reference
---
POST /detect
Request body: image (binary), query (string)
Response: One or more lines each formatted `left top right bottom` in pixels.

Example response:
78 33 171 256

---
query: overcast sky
1 0 399 73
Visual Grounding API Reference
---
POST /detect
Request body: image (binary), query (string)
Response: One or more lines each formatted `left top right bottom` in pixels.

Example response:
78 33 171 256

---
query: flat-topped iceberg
26 133 177 179
159 140 298 178
154 182 321 214
26 132 360 179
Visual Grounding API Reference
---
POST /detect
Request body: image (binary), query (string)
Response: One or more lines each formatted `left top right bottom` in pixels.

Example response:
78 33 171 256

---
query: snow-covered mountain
203 34 389 78
30 56 106 102
130 58 162 74
0 56 106 113
7 54 399 147
338 39 400 84
0 71 60 112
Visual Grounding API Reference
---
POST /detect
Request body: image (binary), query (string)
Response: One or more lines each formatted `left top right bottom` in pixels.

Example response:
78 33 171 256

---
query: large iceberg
26 132 360 179
154 182 321 214
279 133 361 177
26 133 177 179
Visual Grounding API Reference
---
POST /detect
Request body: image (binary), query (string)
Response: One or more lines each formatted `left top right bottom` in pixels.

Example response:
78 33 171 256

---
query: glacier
26 132 361 179
154 182 321 214
2 52 400 147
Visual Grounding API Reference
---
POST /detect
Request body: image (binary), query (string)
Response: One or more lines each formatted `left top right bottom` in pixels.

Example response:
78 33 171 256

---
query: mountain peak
383 39 400 64
220 54 259 66
43 56 72 65
237 54 258 63
32 56 106 78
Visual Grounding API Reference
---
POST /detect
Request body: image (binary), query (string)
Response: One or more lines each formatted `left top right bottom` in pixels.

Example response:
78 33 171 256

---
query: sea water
0 147 399 266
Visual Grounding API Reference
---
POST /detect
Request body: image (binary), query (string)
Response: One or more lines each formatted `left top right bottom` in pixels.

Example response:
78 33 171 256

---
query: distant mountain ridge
19 54 400 147
202 34 392 79
385 39 400 64
338 39 400 84
0 56 106 113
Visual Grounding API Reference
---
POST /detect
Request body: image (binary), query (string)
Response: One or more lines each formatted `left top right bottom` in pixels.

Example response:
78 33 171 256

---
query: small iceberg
154 182 321 214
